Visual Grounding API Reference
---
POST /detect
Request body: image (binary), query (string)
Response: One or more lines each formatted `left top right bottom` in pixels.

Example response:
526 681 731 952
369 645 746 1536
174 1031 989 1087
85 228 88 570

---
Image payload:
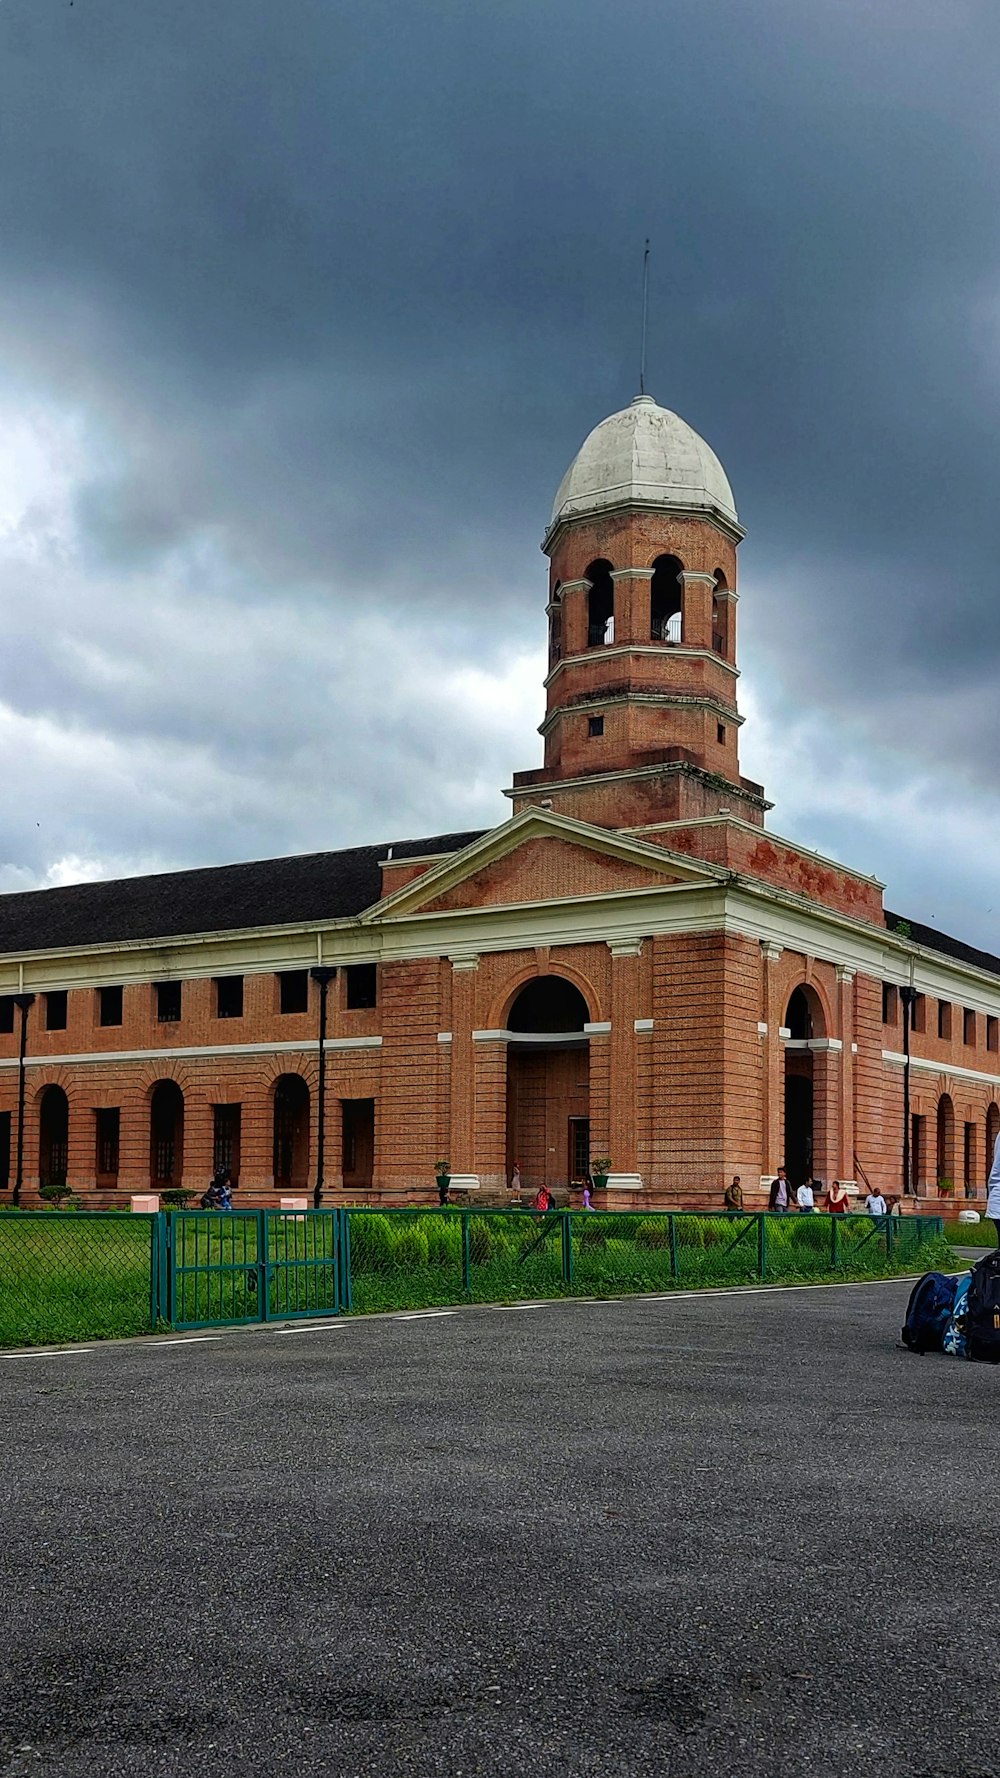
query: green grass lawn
944 1218 998 1249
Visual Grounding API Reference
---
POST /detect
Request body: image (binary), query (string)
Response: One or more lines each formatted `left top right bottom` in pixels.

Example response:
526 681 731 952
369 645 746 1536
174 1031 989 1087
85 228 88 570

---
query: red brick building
2 392 999 1210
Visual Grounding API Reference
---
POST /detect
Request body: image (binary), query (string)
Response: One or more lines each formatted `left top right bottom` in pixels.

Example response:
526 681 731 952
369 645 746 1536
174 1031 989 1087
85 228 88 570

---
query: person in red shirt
827 1180 850 1214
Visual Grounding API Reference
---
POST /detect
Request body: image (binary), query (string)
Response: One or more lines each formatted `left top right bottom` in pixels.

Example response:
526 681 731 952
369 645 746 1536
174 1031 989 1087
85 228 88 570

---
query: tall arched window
936 1093 955 1189
273 1073 310 1190
986 1103 999 1178
650 555 683 642
39 1086 69 1190
585 560 614 648
150 1080 184 1189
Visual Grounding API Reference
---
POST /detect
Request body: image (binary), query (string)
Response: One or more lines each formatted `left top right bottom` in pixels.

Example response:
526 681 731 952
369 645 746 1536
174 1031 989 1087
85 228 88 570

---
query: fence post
461 1211 471 1296
831 1214 839 1270
886 1216 895 1262
339 1209 353 1312
561 1212 574 1288
150 1212 164 1327
668 1213 678 1282
757 1213 767 1281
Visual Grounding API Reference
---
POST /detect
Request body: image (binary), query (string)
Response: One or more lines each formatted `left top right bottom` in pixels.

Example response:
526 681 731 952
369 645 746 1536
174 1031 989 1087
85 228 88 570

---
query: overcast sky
1 0 999 946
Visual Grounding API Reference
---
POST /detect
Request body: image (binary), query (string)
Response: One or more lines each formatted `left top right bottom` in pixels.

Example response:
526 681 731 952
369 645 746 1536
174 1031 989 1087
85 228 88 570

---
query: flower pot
592 1173 609 1190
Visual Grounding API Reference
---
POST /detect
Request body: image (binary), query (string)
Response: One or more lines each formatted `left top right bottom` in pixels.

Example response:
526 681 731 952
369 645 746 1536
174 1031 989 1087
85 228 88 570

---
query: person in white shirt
796 1181 815 1213
985 1132 1000 1244
866 1191 888 1217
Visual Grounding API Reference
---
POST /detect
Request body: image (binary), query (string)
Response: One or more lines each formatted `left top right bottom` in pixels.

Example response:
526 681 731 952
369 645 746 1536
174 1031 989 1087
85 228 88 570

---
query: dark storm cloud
1 0 999 934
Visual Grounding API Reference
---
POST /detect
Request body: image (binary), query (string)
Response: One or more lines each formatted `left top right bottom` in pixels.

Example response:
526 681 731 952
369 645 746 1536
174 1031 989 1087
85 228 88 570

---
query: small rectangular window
911 993 926 1034
587 715 604 737
156 981 182 1023
882 984 898 1025
278 970 309 1015
716 723 726 745
98 985 123 1028
0 996 13 1035
989 1016 998 1054
346 963 377 1010
0 1110 10 1188
964 1008 976 1047
938 999 952 1041
45 990 68 1032
95 1108 120 1182
215 976 244 1019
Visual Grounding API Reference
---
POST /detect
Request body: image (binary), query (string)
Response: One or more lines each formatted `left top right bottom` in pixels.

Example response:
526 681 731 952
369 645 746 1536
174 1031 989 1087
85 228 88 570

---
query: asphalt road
0 1282 996 1778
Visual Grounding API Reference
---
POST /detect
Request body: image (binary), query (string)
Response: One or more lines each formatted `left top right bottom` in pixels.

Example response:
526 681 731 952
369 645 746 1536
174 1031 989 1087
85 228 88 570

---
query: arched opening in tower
585 560 614 648
712 570 728 655
505 976 591 1199
650 555 683 643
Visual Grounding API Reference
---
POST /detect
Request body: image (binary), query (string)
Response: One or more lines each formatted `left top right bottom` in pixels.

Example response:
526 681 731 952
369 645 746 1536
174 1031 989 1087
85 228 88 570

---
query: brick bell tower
507 393 769 832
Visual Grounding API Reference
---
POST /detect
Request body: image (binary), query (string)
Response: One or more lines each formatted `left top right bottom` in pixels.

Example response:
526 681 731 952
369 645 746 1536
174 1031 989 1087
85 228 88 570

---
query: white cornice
538 692 743 737
544 645 739 689
0 1035 383 1070
882 1048 1000 1091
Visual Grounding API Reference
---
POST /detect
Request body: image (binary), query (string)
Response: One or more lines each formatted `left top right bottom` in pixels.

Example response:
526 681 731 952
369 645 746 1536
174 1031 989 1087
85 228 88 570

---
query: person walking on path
827 1180 850 1215
796 1179 816 1214
986 1129 1000 1244
724 1175 744 1213
768 1168 791 1213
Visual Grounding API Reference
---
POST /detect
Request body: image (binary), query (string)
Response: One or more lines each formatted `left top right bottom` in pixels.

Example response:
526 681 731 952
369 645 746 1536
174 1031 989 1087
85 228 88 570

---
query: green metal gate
163 1209 342 1330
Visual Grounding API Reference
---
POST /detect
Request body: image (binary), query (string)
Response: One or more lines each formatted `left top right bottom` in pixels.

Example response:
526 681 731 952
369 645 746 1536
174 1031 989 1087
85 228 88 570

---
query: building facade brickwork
2 393 1000 1212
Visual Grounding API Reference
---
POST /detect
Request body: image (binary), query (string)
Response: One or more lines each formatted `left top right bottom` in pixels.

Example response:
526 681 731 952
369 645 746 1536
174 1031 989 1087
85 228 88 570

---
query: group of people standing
723 1170 897 1217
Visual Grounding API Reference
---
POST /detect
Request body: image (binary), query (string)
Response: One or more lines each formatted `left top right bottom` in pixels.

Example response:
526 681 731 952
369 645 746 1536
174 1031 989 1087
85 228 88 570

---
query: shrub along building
2 392 1000 1212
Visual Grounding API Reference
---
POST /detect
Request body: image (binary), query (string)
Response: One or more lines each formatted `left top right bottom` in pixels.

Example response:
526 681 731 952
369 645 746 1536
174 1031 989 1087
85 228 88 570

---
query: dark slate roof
885 910 1000 982
0 829 488 955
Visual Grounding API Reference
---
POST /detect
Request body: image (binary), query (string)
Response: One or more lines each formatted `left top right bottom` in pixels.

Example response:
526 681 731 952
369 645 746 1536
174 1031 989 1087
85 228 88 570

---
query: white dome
548 394 738 534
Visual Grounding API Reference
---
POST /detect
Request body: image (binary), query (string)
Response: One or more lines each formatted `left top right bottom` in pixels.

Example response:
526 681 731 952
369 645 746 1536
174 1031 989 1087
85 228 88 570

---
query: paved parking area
0 1280 996 1777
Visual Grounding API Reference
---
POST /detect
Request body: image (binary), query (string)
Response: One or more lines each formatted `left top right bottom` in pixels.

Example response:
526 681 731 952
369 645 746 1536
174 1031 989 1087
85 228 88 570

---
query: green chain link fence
0 1206 948 1346
0 1211 157 1346
340 1208 947 1312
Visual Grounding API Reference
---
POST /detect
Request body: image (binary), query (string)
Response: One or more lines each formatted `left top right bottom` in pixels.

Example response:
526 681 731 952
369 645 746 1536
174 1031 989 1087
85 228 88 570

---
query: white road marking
0 1348 94 1360
494 1302 545 1311
274 1321 344 1334
628 1276 922 1303
395 1310 457 1320
157 1335 224 1345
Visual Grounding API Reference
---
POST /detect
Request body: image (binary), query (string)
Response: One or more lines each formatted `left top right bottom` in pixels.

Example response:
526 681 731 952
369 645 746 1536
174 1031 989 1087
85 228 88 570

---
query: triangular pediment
364 808 722 922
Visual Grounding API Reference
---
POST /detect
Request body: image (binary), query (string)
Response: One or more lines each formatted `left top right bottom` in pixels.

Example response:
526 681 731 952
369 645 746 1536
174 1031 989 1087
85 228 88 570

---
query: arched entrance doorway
783 986 824 1187
273 1074 310 1191
39 1086 69 1190
150 1080 184 1190
505 976 590 1199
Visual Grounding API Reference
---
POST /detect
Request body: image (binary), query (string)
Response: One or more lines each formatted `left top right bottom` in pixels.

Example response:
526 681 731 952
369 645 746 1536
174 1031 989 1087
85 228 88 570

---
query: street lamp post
309 968 337 1209
12 993 35 1208
899 984 915 1197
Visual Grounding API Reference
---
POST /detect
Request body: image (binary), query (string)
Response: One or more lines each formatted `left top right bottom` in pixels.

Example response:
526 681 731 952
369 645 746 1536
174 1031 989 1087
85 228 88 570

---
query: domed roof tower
507 393 769 833
548 394 739 537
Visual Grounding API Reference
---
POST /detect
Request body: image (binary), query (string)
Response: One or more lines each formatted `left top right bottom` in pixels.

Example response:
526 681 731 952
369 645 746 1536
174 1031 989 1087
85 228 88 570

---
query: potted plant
435 1160 452 1206
590 1157 611 1190
937 1177 955 1198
